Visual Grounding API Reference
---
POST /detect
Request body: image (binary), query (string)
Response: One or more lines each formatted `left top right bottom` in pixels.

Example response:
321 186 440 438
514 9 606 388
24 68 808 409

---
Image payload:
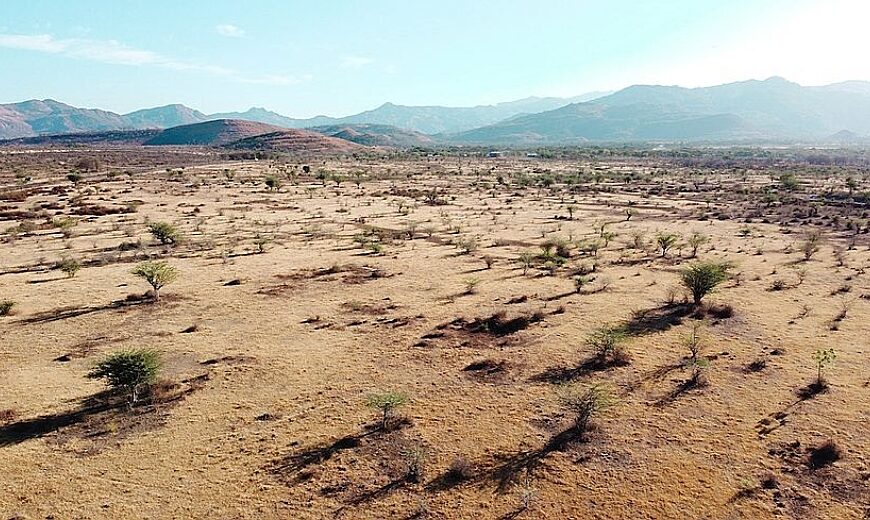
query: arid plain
1 149 868 519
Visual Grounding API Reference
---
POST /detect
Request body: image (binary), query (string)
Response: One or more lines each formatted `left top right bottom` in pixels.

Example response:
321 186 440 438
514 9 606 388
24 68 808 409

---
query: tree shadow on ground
21 293 153 324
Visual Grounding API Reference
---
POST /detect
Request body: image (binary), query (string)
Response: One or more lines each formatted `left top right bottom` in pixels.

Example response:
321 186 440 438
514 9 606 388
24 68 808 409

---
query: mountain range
450 77 870 144
0 93 605 141
2 78 870 145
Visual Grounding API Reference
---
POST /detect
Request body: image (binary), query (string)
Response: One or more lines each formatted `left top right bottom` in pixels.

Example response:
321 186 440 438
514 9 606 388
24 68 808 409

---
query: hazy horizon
2 0 869 118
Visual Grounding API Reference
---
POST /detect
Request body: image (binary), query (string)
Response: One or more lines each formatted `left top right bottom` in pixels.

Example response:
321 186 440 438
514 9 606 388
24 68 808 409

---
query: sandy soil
1 154 868 519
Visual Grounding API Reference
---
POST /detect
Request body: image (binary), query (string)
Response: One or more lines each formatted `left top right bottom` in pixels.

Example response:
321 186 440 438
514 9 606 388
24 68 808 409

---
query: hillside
0 93 604 140
1 129 160 147
226 129 365 154
123 104 209 129
144 119 286 146
0 99 129 138
309 124 435 148
449 77 870 144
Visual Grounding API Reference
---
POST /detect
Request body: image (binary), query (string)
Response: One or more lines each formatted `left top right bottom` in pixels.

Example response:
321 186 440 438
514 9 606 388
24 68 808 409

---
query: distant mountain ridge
0 92 607 140
4 79 870 145
449 77 870 144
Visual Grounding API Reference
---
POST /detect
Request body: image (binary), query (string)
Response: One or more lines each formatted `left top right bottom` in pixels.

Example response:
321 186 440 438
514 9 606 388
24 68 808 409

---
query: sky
1 0 868 118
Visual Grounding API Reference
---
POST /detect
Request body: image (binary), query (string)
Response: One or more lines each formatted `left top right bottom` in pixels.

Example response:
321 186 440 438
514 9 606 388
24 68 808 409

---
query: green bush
0 300 15 316
680 261 731 304
586 324 629 364
148 222 182 245
558 383 612 436
132 261 178 301
366 392 408 430
58 257 81 278
656 232 680 258
88 349 162 404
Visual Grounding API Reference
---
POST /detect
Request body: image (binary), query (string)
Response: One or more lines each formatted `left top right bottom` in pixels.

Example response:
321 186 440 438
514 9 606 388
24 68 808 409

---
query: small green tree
0 300 15 316
779 172 799 191
88 349 162 404
253 234 271 254
574 274 593 293
264 175 282 191
463 277 481 294
800 231 824 261
686 232 709 258
132 261 178 301
58 257 81 278
148 222 182 245
366 392 408 430
680 261 731 305
656 232 680 258
586 324 629 364
558 383 612 437
812 348 836 387
518 250 536 275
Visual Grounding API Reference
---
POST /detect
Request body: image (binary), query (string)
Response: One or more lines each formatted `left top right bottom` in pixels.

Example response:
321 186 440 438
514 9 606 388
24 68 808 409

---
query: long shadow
530 356 629 384
625 303 694 335
345 477 407 506
27 276 65 284
21 294 151 324
622 363 684 394
654 378 705 407
0 390 120 447
475 427 580 493
542 290 576 302
269 419 410 483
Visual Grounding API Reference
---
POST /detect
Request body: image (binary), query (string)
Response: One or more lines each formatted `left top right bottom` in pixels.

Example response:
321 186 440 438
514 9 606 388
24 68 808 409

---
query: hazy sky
1 0 867 117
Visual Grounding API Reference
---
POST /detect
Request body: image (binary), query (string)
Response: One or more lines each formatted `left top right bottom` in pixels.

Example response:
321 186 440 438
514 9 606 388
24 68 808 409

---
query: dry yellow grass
1 154 868 519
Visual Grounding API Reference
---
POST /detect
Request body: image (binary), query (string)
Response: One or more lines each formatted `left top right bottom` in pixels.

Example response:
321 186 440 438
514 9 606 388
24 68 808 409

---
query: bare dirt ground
1 150 869 519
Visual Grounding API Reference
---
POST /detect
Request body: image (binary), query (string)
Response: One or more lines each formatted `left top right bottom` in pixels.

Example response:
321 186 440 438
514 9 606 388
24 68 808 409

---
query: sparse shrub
518 250 536 275
253 234 271 254
0 300 15 316
446 456 474 482
402 442 428 483
558 383 612 436
629 230 646 250
586 324 629 365
456 236 479 254
463 277 481 294
566 204 576 220
680 261 731 305
518 469 537 512
683 323 709 386
779 172 799 191
808 440 842 469
264 175 282 191
577 238 603 256
686 232 709 258
87 349 162 404
66 172 82 184
148 221 182 245
366 391 407 430
58 257 81 278
482 255 496 269
543 237 572 258
655 232 680 258
132 261 178 301
51 216 78 237
574 274 593 293
599 231 617 247
769 279 787 291
0 409 17 423
800 231 824 261
812 348 836 388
